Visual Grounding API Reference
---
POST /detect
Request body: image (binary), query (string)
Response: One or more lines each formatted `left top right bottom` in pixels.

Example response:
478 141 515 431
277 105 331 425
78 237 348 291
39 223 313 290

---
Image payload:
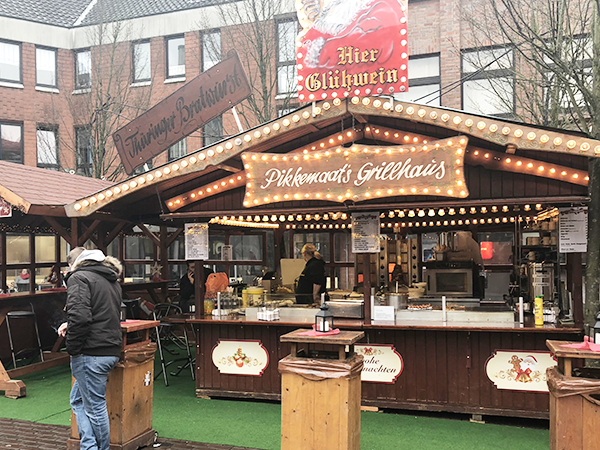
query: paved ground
0 418 261 450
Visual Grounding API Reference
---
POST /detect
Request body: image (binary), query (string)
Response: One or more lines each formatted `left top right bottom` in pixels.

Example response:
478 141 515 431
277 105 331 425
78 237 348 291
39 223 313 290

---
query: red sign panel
296 0 408 101
0 198 11 218
113 51 251 174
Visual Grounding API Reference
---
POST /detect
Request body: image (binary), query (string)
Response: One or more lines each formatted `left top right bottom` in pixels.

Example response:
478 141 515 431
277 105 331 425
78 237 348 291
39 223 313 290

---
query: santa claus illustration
298 0 407 69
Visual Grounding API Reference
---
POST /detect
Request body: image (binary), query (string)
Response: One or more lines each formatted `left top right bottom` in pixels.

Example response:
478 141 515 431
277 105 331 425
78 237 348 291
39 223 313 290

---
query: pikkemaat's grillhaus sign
295 0 409 101
113 51 251 174
242 137 469 207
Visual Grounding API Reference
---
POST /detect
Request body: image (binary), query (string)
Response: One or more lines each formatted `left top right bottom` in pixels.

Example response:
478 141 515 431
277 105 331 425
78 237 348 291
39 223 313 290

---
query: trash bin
67 320 158 450
547 366 600 450
279 329 364 450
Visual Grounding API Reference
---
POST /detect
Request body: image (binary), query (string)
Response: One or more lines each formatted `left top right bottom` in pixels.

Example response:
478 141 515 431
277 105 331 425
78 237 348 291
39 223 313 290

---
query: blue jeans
70 354 119 450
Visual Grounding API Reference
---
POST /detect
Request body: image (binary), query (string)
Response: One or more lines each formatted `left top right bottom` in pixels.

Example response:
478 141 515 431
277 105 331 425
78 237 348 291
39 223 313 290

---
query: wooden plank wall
195 323 581 418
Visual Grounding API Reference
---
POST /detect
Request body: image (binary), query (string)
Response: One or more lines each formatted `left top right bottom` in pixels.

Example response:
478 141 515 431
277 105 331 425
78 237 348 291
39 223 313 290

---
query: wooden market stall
62 98 599 418
0 163 170 394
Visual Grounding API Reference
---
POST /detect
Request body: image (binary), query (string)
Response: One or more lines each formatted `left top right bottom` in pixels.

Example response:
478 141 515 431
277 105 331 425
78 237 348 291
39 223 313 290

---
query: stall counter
184 314 582 419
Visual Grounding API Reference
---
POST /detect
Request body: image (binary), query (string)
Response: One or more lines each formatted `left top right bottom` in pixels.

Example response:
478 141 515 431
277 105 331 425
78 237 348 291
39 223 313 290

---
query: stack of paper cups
442 296 447 322
519 297 524 324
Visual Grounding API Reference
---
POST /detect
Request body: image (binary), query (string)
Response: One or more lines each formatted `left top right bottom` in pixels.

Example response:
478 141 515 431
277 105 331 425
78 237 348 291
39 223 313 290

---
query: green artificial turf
0 350 550 450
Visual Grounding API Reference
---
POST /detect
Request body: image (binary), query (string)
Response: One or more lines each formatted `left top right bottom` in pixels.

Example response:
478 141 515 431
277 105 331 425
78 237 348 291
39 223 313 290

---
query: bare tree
463 0 600 329
44 21 154 180
199 0 298 129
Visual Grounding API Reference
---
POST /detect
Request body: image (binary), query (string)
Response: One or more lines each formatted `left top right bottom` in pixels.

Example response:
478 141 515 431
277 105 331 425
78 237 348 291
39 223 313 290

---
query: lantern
592 312 600 344
120 302 128 322
315 303 334 333
480 241 493 260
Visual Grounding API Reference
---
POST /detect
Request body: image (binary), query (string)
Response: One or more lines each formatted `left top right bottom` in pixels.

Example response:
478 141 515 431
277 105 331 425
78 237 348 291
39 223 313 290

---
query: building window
394 54 441 106
544 36 593 112
462 47 514 116
132 41 151 82
168 139 187 161
0 122 23 164
75 127 92 176
278 106 296 117
133 160 153 175
204 116 223 147
37 126 59 170
0 40 21 83
166 35 185 78
75 49 91 89
277 20 298 95
36 46 57 87
202 30 221 72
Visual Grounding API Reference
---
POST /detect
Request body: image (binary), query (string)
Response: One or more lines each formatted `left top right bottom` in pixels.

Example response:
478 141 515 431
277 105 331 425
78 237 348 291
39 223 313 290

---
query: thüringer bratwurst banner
113 51 251 174
295 0 408 101
242 137 469 207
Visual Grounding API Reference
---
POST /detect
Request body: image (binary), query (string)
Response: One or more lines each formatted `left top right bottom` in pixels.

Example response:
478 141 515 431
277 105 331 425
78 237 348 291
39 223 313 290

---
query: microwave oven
425 268 474 297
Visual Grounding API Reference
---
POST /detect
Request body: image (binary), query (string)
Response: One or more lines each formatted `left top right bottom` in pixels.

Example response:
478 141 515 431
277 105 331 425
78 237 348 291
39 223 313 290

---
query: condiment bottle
534 295 544 326
242 288 248 308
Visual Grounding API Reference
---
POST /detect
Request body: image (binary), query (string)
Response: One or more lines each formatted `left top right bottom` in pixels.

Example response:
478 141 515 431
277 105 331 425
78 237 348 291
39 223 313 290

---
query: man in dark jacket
58 247 122 450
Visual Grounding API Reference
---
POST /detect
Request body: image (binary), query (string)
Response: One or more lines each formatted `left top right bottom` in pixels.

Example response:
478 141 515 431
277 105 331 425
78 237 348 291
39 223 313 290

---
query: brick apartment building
0 0 519 180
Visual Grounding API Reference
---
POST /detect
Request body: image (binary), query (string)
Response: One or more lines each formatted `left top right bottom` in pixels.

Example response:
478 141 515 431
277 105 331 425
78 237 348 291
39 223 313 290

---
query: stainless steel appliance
426 269 474 297
527 262 554 303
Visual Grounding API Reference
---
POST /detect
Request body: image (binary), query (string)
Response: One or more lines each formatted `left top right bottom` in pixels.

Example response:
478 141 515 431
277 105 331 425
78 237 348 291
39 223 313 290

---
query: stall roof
0 161 113 216
65 99 599 224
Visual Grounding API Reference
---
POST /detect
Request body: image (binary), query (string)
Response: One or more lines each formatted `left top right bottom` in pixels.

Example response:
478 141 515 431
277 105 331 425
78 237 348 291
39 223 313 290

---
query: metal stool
6 304 44 369
152 303 194 386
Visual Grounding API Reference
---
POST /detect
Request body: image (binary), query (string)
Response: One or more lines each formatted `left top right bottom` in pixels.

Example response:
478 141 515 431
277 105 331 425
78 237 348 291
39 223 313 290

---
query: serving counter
185 311 582 419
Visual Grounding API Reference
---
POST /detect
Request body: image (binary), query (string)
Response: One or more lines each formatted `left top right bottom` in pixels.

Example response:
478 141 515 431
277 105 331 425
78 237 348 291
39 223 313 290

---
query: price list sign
185 223 209 260
559 207 588 253
352 213 380 253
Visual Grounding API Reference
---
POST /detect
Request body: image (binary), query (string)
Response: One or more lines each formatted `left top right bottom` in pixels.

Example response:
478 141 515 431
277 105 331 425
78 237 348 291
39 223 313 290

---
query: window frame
132 40 151 83
165 35 186 79
75 126 93 176
276 19 299 95
203 116 223 147
201 29 221 72
35 45 58 88
168 139 187 161
0 39 22 84
461 46 515 117
74 49 91 89
0 121 24 164
36 125 59 170
394 53 441 106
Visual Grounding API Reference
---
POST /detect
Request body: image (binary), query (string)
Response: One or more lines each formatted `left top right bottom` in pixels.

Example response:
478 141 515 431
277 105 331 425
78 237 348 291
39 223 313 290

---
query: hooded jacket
64 251 123 357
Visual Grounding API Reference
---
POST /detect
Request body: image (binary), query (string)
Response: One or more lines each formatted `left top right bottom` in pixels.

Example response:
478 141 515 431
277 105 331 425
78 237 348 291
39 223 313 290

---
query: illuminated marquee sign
242 137 469 207
295 0 408 101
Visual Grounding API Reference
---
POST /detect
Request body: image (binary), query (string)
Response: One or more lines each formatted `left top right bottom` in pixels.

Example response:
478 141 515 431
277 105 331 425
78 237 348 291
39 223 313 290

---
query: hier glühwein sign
113 51 251 174
295 0 408 101
242 137 469 206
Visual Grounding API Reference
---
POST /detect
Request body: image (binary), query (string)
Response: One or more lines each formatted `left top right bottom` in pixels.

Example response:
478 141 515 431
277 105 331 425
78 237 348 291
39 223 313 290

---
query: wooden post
0 360 26 399
567 253 584 327
29 233 35 293
70 218 78 249
54 234 62 286
1 231 6 292
160 226 168 300
586 157 600 332
363 253 371 322
194 260 206 318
